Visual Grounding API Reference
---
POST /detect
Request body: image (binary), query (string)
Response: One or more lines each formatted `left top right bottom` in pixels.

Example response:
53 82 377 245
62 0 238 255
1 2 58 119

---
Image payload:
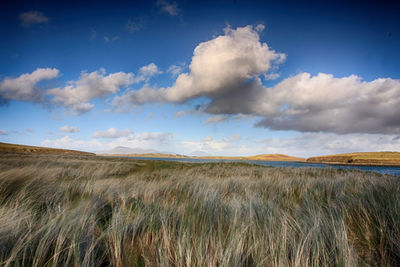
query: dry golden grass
307 151 400 166
0 142 95 156
1 152 400 266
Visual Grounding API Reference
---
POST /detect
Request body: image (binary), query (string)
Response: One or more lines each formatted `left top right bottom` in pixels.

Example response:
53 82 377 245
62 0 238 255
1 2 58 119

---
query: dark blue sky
0 0 399 156
1 0 399 79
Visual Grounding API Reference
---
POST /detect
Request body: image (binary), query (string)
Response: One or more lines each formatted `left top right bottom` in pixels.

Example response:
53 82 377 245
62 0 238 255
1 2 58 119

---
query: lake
128 156 400 176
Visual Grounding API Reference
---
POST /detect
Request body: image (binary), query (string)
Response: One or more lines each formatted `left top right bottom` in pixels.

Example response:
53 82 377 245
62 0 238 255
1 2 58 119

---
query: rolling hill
306 151 400 166
0 142 95 156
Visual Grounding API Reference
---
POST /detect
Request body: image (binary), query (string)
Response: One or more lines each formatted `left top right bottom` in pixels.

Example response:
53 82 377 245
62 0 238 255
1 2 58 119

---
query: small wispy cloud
126 17 147 33
90 28 97 40
104 36 120 43
156 0 180 16
264 73 280 80
146 112 155 121
167 63 185 77
0 129 8 135
19 11 49 27
60 126 80 133
175 110 191 117
26 128 34 133
92 128 133 139
205 115 229 125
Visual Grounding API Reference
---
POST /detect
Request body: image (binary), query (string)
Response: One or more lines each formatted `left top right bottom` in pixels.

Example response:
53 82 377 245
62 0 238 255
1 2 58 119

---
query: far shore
2 142 400 167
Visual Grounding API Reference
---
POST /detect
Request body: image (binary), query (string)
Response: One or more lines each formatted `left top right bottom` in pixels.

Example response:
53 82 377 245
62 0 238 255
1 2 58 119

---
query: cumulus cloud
256 73 400 134
0 68 60 102
92 128 133 139
60 125 79 133
19 11 49 27
48 68 134 114
156 0 180 16
113 25 285 111
112 24 400 135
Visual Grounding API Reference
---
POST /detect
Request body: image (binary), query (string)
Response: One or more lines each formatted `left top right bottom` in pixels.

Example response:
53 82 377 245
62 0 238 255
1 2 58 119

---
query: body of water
128 156 400 176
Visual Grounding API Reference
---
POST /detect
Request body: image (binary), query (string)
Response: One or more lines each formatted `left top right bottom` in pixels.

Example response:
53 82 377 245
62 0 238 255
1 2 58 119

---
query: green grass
1 152 400 266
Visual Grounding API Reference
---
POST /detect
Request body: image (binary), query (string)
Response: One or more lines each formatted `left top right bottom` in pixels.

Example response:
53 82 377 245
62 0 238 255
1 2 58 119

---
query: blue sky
1 0 400 157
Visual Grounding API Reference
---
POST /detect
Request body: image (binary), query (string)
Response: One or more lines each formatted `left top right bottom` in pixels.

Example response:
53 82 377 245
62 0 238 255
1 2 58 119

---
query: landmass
2 142 400 166
100 153 189 158
101 152 305 162
306 151 400 166
0 142 95 156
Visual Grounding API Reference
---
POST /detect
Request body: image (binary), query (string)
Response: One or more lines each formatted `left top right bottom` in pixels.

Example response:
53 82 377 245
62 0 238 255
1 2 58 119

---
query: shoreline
101 154 400 167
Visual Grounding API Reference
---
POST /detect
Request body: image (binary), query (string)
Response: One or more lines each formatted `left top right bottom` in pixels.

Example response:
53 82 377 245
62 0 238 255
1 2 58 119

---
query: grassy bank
307 151 400 166
1 152 400 266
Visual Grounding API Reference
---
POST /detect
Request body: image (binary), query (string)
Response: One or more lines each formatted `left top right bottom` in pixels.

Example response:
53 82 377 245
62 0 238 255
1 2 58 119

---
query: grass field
1 152 400 266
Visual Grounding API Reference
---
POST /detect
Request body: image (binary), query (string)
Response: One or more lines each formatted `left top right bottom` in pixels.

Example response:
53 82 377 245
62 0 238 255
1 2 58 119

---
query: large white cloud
257 73 400 134
113 24 285 111
0 68 59 102
112 24 400 135
48 68 134 114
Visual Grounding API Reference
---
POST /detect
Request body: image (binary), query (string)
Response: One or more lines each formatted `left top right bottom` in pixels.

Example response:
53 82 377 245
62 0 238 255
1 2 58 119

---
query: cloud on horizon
43 129 174 152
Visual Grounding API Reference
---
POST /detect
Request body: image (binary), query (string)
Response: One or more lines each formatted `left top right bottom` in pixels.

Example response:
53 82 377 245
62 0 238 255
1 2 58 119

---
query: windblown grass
1 152 400 266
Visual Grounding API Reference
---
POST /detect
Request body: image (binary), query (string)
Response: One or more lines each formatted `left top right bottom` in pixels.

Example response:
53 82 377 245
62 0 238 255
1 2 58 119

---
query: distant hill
103 153 188 158
307 152 400 166
98 146 164 155
246 154 305 162
102 152 305 162
189 150 211 157
193 154 305 162
0 142 95 156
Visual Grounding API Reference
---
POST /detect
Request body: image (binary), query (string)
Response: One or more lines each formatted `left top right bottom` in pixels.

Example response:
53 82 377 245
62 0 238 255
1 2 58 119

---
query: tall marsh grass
0 152 400 266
